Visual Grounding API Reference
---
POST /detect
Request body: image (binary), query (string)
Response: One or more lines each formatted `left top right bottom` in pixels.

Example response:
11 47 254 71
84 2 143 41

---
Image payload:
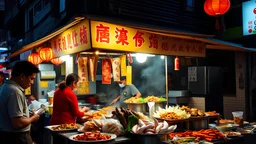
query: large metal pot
189 117 209 130
126 103 146 114
91 104 104 110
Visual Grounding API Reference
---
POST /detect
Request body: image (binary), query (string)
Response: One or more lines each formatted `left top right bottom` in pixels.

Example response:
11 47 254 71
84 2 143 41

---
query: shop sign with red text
90 21 205 57
50 20 91 57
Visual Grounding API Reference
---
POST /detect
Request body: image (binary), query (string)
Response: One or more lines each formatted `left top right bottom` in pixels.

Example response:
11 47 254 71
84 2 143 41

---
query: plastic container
232 111 244 127
48 105 53 115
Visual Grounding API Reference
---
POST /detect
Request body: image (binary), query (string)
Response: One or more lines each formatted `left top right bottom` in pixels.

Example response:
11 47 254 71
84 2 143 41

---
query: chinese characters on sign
102 59 112 84
78 57 89 82
50 20 91 57
111 57 121 81
77 81 90 95
90 21 205 57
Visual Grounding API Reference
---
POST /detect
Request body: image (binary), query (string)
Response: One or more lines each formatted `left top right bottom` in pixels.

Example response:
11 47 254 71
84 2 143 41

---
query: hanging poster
111 57 121 81
78 57 89 82
77 81 90 95
102 59 112 84
120 55 127 76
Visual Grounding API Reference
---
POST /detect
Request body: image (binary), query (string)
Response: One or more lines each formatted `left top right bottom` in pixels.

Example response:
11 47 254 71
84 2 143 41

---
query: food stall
7 17 256 144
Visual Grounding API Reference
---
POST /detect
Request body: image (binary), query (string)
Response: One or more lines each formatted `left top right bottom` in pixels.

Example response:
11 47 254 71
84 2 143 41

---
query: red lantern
174 56 179 71
204 0 230 30
28 53 42 65
51 58 64 66
0 64 4 69
39 47 53 62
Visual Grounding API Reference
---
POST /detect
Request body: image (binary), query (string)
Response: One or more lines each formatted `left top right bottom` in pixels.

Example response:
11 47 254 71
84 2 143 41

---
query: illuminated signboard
242 0 256 36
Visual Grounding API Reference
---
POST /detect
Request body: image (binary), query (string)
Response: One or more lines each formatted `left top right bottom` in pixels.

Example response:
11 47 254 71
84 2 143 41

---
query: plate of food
69 131 116 142
224 132 241 138
215 119 233 124
205 111 219 116
46 123 81 132
236 129 252 135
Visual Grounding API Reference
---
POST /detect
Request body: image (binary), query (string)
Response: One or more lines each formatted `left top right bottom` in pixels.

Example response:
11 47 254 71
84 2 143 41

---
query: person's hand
84 112 93 117
31 111 40 122
81 106 90 112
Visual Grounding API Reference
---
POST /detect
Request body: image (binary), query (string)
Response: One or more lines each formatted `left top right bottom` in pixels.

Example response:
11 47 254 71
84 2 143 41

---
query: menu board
188 67 197 82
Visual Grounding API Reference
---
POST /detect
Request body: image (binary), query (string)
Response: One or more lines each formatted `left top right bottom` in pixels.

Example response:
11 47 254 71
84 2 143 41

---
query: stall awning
7 16 85 59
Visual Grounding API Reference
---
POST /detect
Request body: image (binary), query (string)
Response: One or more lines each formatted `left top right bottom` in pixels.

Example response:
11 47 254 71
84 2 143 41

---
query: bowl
216 125 233 132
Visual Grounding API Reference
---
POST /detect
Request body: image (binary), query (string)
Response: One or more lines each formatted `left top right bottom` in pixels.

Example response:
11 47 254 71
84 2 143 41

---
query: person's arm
8 92 39 129
110 96 120 104
130 84 141 98
67 92 84 118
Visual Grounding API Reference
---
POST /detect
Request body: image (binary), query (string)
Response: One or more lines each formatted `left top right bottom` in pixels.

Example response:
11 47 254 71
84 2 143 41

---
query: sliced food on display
70 131 116 142
50 123 80 131
218 119 234 124
78 121 100 132
153 105 190 120
101 106 116 111
144 95 167 102
224 132 241 138
180 106 205 117
169 129 225 142
205 111 219 116
84 110 107 120
131 118 177 134
124 97 147 103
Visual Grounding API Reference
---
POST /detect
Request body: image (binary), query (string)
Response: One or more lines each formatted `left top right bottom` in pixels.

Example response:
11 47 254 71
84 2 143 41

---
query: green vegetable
159 96 167 102
137 98 147 103
125 115 139 134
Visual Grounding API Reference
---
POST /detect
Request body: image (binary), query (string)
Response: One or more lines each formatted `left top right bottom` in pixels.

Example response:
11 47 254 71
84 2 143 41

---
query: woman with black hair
50 73 90 125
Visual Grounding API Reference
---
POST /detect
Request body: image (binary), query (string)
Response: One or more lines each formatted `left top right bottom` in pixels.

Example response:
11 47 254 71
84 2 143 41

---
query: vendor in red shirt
50 73 90 125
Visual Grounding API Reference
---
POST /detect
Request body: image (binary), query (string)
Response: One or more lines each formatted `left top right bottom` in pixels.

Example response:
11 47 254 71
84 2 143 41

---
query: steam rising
139 59 165 96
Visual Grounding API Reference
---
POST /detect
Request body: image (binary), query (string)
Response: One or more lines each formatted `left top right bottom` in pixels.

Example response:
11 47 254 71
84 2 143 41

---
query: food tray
69 133 116 142
45 124 82 132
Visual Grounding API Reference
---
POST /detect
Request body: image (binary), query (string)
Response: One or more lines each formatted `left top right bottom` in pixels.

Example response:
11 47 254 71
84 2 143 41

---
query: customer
0 61 40 144
50 73 90 125
111 76 141 108
0 71 4 86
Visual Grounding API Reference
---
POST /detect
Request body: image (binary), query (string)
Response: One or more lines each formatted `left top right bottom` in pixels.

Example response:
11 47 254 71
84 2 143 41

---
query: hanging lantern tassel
174 56 179 71
215 17 221 31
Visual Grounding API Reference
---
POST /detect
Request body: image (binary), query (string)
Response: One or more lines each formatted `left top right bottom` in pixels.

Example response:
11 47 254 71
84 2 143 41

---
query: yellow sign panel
25 87 31 95
40 81 48 88
90 21 205 57
77 81 90 95
50 20 91 57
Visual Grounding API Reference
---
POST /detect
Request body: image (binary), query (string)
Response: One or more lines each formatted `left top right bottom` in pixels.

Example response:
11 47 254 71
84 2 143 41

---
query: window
60 0 66 13
186 0 194 11
29 9 34 29
34 1 42 16
43 0 51 7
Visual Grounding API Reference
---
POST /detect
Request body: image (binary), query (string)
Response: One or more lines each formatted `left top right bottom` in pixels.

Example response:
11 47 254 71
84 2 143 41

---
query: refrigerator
188 66 223 116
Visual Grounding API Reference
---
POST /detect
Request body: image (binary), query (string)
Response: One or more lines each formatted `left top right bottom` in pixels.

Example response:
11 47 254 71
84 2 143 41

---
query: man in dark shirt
111 76 141 108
